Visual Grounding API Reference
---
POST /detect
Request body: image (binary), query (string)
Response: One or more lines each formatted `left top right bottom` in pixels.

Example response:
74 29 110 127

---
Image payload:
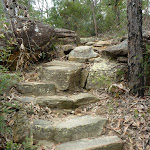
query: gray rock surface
33 115 107 144
16 82 56 96
43 60 83 68
72 93 99 106
37 60 84 91
103 40 128 57
33 120 54 141
36 96 74 109
56 136 123 150
69 46 99 62
19 93 99 109
17 96 36 103
54 115 107 143
13 110 33 143
38 66 82 91
86 58 125 89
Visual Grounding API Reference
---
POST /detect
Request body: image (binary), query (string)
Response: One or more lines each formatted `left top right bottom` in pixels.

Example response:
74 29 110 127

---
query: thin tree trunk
1 0 9 18
114 0 121 25
127 0 145 96
91 0 98 37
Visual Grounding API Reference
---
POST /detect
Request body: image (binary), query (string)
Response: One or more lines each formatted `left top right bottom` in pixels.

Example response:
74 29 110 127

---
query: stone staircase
16 59 124 150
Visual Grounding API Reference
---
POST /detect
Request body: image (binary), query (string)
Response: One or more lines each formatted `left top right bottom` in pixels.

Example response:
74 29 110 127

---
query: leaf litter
1 87 150 150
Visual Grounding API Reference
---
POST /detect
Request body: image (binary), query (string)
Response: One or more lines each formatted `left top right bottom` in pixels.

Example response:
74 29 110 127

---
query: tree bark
114 0 120 24
127 0 145 96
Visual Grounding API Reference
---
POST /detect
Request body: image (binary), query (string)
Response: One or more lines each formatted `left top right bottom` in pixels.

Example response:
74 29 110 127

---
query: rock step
55 136 123 150
18 93 99 109
37 60 85 91
33 115 107 144
16 82 56 96
37 136 123 150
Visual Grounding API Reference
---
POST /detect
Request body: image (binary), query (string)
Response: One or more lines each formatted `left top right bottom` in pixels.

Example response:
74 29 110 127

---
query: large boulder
14 18 56 53
103 40 128 58
37 60 84 91
68 46 99 63
102 31 150 58
86 58 126 90
1 18 80 70
1 18 56 70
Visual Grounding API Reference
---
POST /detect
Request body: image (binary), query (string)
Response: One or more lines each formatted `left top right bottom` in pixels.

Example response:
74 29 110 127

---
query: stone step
18 93 99 109
37 136 123 150
43 60 83 68
37 60 85 91
55 136 123 150
33 115 107 144
16 82 56 96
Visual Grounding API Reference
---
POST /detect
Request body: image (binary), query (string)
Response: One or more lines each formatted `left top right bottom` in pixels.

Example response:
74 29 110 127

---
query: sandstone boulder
37 60 84 91
15 18 55 53
86 58 126 90
103 40 128 57
69 46 99 62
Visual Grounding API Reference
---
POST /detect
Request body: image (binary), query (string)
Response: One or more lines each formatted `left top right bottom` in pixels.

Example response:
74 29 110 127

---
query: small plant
6 141 21 150
22 137 37 150
134 109 139 119
92 73 112 88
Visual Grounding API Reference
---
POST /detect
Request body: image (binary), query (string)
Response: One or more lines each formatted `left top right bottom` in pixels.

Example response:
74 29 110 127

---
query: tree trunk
91 0 98 37
1 0 9 18
127 0 145 96
114 0 120 24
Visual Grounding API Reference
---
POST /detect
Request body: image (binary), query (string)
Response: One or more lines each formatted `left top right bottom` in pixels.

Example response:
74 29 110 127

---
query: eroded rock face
13 110 33 143
15 18 56 52
55 28 80 45
69 46 99 62
1 18 56 70
86 58 126 90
